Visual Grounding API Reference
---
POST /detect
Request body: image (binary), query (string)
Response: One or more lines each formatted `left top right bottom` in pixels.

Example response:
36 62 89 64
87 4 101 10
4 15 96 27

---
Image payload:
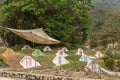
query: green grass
109 53 120 59
61 54 86 71
2 47 118 72
35 55 55 68
66 55 81 62
43 50 58 55
67 50 77 55
17 48 55 68
84 49 95 56
16 48 87 71
61 62 86 71
97 59 117 72
97 59 106 68
17 49 35 55
34 45 45 50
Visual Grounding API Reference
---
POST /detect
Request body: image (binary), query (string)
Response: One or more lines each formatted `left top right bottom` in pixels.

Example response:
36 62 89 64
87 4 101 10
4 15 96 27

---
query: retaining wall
0 71 103 80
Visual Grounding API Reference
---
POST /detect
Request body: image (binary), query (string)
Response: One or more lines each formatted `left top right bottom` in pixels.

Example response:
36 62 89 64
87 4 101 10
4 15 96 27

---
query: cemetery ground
0 46 120 80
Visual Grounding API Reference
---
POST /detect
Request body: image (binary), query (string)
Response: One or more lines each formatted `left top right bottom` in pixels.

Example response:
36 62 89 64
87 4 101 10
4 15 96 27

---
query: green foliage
97 12 120 46
61 55 86 71
18 48 86 71
66 55 81 63
0 57 9 67
96 73 102 79
116 60 120 72
0 48 6 54
0 0 93 47
93 0 120 11
61 62 86 71
18 49 34 55
35 46 45 50
106 50 120 59
12 44 23 51
67 50 77 55
88 0 120 48
18 48 54 68
111 53 120 59
104 57 115 70
89 11 120 48
36 55 55 68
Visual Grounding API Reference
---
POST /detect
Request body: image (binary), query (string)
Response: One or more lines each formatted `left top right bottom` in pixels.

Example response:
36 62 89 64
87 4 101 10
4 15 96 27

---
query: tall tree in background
0 0 93 47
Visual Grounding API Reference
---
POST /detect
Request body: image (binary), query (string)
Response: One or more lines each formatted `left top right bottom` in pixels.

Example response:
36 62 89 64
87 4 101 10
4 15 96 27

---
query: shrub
96 46 104 51
0 57 9 67
106 50 120 59
105 50 112 56
112 53 120 59
0 48 6 54
104 57 115 70
12 44 23 51
96 73 102 79
116 60 120 72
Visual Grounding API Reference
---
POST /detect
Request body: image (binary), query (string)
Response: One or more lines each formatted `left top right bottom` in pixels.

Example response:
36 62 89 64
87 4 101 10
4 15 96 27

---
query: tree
98 12 120 45
0 0 93 47
88 0 120 48
116 60 120 72
88 11 120 48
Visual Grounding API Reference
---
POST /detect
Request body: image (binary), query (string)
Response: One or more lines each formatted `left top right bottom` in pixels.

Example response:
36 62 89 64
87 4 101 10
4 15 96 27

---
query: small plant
106 50 112 56
96 73 102 79
106 50 120 59
104 57 115 70
116 60 120 72
0 57 9 67
112 53 120 59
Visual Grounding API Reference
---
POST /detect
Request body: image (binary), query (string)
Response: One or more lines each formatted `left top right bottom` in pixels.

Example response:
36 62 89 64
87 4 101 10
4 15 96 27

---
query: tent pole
31 28 35 47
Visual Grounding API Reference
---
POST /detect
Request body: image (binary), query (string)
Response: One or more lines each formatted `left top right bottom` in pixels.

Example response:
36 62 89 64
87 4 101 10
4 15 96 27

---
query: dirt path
0 77 25 80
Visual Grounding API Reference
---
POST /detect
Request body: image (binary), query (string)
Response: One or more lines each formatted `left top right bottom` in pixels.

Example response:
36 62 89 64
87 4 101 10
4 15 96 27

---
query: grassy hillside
17 48 86 71
0 47 87 71
0 47 119 72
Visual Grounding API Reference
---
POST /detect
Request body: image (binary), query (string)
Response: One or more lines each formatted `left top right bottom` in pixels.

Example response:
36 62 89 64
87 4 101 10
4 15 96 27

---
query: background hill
87 0 120 48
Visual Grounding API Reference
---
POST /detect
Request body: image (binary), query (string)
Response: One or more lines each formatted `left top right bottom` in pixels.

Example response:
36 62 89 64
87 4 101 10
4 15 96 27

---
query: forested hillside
93 0 120 11
88 0 120 48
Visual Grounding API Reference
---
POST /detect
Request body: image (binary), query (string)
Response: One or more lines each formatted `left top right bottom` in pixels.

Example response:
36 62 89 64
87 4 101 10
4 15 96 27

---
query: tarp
2 48 16 57
32 49 45 57
7 28 61 44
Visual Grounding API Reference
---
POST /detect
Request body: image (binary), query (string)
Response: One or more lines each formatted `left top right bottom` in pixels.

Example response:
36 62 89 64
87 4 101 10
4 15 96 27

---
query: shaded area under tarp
7 28 60 44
